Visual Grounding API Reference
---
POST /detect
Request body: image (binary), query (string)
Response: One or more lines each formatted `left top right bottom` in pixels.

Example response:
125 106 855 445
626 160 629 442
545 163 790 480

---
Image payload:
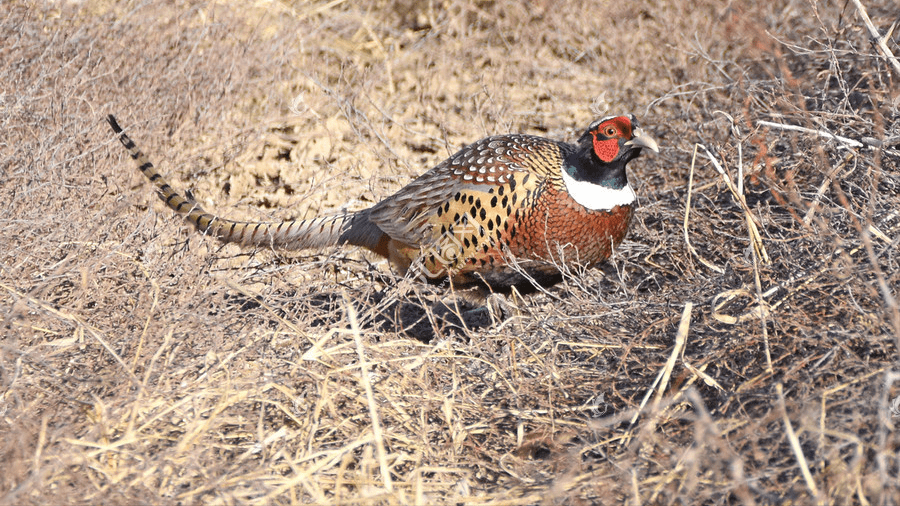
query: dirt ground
2 0 899 504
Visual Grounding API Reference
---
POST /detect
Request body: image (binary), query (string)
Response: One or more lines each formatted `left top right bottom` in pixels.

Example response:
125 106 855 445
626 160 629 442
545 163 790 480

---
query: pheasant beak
625 128 659 153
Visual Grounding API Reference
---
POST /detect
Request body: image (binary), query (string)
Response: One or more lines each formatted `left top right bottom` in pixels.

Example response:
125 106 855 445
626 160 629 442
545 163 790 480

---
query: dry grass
2 0 899 504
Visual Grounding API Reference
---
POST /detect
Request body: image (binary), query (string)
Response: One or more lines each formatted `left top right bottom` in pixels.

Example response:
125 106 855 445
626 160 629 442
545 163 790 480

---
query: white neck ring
560 169 635 211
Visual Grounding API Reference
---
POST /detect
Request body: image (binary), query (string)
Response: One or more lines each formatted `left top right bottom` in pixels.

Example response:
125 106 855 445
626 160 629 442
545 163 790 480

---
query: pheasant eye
604 126 617 137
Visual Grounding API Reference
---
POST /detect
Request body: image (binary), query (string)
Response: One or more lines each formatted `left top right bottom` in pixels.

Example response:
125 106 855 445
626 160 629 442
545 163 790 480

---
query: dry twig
850 0 900 78
757 120 864 148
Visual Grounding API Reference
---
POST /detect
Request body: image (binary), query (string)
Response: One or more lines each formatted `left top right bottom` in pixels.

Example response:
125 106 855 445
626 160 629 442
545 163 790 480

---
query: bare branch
850 0 900 78
757 120 864 148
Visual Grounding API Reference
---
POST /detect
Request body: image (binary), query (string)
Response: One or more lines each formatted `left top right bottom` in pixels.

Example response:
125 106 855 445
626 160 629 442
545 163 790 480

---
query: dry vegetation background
2 0 900 504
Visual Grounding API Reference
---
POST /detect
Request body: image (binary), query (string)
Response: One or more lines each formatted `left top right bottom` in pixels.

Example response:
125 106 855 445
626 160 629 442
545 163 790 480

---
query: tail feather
107 114 354 250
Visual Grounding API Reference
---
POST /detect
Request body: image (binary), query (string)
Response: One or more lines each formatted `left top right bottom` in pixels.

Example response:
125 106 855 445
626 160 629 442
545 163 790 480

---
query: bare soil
2 0 899 504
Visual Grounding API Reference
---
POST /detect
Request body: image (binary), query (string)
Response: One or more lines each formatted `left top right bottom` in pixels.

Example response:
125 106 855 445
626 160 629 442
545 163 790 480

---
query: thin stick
757 120 864 148
862 213 900 352
701 145 770 263
736 118 744 195
345 291 394 493
803 152 856 224
629 302 693 427
850 0 900 78
684 145 725 273
654 302 693 406
749 219 774 374
777 383 823 504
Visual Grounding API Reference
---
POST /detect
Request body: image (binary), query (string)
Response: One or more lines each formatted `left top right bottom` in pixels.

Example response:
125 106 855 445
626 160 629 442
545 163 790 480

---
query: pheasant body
108 114 657 295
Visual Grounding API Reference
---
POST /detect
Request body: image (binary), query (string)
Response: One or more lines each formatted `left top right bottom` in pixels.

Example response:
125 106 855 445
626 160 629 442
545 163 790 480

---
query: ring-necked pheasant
107 114 657 297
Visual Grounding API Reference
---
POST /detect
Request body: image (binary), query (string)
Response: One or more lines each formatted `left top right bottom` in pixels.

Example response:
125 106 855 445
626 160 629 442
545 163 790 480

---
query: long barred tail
106 114 351 250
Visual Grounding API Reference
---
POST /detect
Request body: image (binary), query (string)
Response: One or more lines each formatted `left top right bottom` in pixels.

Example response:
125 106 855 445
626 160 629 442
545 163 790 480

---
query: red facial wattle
592 137 620 162
591 116 635 162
